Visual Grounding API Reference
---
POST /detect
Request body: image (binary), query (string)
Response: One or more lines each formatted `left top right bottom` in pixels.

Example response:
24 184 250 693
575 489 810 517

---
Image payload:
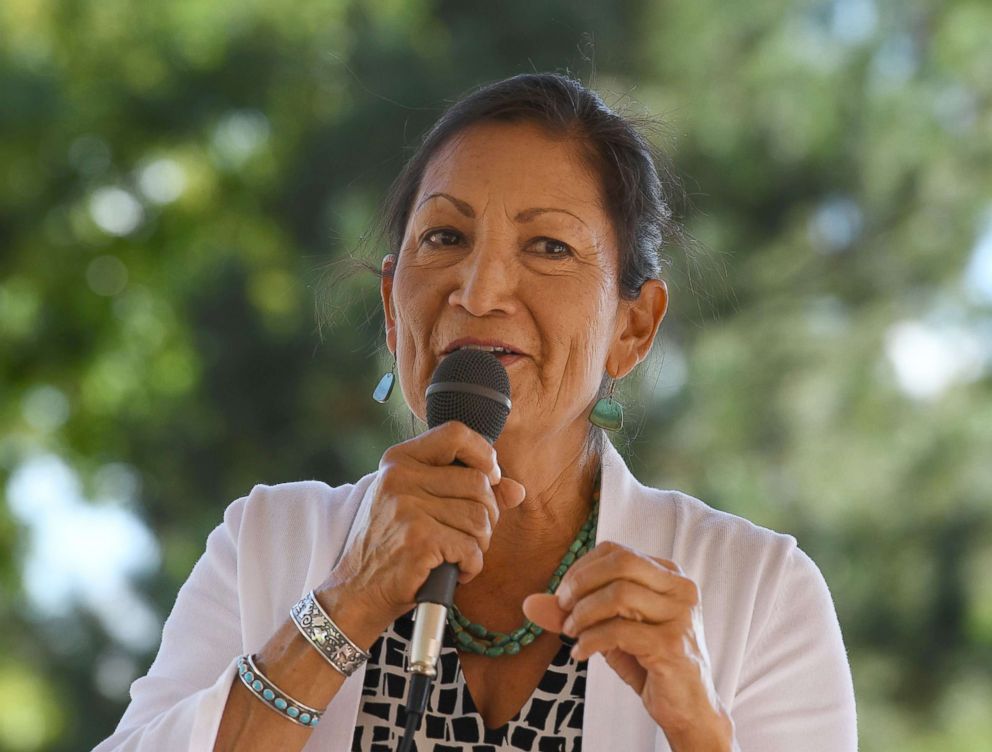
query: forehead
415 120 610 219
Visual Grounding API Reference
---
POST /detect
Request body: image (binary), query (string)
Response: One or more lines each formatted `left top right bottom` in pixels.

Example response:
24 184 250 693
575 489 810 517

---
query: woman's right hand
319 421 526 635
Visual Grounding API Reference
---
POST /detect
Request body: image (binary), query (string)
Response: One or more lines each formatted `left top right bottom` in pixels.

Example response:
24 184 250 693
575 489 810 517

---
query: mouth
442 338 526 366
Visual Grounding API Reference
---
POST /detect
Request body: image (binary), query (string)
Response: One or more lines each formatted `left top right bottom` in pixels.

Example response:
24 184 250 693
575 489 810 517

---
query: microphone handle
407 457 478 679
415 562 458 607
414 457 468 607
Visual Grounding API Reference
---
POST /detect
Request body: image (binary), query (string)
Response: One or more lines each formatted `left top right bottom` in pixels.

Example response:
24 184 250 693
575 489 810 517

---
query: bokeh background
2 0 991 750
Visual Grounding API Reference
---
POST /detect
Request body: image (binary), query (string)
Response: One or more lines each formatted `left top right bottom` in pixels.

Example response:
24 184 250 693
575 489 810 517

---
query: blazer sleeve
730 546 858 751
92 492 250 752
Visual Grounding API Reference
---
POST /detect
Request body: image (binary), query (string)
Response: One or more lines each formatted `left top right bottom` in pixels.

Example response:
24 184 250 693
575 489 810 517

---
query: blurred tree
0 0 989 750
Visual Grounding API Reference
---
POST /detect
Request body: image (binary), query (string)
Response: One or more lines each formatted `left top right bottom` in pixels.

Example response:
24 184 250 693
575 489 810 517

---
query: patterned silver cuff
291 589 371 677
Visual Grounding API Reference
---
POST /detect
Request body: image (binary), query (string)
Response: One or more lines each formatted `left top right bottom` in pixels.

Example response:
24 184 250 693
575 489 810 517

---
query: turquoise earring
589 378 623 431
372 355 396 403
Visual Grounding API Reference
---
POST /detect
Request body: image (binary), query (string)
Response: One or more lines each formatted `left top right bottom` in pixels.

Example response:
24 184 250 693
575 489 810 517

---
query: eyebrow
415 192 589 228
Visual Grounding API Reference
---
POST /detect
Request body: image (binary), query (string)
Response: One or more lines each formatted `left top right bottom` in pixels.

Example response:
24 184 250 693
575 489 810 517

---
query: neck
451 421 601 628
486 420 602 572
451 420 603 628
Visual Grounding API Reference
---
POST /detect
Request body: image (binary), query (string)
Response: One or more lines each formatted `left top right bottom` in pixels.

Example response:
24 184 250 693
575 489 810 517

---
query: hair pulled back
381 72 683 300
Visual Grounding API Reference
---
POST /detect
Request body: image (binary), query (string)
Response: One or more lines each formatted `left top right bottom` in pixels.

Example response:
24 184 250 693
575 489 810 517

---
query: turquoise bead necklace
446 475 601 657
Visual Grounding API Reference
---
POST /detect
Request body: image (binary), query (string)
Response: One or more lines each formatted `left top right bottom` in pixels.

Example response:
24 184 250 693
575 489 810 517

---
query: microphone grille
426 349 511 444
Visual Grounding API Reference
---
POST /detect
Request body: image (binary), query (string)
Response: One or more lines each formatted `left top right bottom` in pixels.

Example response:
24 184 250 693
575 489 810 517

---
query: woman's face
382 120 665 441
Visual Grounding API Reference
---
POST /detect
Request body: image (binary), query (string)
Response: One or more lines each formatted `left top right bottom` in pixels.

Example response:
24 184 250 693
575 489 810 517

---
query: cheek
541 288 617 382
392 274 441 415
392 271 435 343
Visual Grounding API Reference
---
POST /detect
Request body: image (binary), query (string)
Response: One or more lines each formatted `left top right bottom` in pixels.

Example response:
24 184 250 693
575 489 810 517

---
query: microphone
398 348 511 750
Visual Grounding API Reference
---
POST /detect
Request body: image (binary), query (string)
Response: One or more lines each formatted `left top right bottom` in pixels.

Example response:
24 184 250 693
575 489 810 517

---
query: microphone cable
397 671 432 752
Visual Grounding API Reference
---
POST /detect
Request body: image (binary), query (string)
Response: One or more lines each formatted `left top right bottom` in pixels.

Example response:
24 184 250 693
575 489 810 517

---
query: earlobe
610 278 668 379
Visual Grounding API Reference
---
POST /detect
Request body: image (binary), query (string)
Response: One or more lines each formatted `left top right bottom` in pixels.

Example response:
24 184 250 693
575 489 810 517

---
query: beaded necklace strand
446 476 601 657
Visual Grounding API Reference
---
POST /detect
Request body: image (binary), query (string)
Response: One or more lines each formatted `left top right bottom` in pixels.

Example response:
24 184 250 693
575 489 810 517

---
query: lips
441 337 527 368
442 337 525 356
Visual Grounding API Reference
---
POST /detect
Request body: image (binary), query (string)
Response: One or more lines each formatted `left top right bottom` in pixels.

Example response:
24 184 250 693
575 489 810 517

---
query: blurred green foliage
2 0 990 750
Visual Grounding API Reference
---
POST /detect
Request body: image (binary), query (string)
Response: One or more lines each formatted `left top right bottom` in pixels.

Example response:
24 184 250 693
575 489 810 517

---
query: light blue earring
589 377 623 431
372 354 396 403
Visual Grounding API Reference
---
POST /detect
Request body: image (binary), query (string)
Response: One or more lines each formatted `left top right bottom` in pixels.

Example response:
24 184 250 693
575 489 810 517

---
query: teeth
458 345 512 353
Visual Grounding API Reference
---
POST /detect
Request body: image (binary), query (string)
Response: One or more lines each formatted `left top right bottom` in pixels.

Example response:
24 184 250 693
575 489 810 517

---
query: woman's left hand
523 541 735 752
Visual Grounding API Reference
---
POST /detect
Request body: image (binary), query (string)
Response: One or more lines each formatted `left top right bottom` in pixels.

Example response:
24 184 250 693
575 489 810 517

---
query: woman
94 73 857 752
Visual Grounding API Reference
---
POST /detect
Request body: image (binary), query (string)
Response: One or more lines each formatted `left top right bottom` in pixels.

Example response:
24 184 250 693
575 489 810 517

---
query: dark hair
380 72 685 299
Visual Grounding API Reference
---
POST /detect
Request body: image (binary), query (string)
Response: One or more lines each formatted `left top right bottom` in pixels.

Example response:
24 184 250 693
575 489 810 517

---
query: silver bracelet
236 653 322 728
291 589 371 677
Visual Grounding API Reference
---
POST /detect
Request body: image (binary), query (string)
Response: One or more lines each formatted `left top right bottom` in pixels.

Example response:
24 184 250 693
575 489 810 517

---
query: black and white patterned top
352 607 587 751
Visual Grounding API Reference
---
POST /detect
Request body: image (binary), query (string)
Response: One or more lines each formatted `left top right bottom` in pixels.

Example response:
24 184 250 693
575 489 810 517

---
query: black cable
397 672 432 752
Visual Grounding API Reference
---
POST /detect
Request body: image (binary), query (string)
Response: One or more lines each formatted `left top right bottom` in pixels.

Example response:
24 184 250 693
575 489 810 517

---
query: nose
447 241 518 317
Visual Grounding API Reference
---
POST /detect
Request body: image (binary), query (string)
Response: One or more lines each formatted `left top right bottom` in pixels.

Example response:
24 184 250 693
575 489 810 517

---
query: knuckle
464 546 484 575
377 466 405 495
679 578 700 606
445 535 484 574
573 597 600 626
484 492 500 523
614 556 638 579
449 420 473 442
657 557 684 576
569 597 589 622
660 627 684 654
610 580 635 603
380 445 402 466
470 504 491 538
469 469 490 498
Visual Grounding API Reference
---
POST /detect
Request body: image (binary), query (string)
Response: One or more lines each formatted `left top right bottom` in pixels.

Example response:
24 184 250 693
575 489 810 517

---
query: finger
400 421 501 483
652 557 685 575
570 618 663 662
603 648 648 694
561 580 685 637
414 464 498 502
419 496 494 551
413 465 501 531
397 530 484 590
375 466 499 539
521 593 568 633
421 524 486 585
557 543 696 610
493 477 526 510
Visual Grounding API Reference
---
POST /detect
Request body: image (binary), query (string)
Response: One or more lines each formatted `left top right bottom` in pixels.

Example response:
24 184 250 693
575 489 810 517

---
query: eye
421 228 463 247
533 237 573 257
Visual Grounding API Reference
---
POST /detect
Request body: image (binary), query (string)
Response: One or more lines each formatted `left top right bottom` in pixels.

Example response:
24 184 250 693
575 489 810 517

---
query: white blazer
93 441 857 751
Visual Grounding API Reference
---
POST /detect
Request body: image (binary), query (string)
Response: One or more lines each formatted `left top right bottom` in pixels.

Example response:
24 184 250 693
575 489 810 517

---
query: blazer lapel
582 441 670 751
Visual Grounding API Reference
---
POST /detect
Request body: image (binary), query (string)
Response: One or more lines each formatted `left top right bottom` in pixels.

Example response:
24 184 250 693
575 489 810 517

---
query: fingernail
562 616 575 636
556 584 572 609
570 645 581 660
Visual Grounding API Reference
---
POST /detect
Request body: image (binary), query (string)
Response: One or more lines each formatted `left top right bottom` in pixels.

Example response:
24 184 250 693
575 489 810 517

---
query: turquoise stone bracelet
446 477 600 657
237 654 322 728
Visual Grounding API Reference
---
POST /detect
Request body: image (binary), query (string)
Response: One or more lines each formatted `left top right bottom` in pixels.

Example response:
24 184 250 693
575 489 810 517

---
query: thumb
522 593 568 633
494 477 526 510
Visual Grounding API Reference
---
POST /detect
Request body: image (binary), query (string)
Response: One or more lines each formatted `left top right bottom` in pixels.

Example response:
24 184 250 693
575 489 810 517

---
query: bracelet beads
236 653 322 728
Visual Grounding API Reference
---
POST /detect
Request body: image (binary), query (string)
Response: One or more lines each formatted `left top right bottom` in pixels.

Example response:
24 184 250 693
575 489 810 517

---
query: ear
607 279 668 378
380 254 398 353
